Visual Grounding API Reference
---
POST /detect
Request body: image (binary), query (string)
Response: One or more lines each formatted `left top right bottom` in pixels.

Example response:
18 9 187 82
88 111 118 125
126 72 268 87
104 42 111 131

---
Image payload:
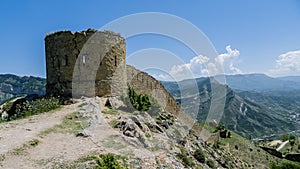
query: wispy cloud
268 50 300 76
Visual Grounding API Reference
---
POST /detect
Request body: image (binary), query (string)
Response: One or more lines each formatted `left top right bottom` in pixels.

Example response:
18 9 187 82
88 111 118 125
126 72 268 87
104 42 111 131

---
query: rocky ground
0 97 264 169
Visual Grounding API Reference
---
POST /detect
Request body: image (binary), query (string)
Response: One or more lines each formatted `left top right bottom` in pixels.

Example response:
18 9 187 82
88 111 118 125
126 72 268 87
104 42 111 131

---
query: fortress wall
45 29 186 116
126 65 181 116
45 29 198 131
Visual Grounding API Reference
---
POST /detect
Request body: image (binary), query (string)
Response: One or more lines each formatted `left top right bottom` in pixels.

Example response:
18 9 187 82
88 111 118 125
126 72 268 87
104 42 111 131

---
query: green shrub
289 135 296 141
25 97 60 114
94 153 124 169
213 124 224 133
270 161 300 169
206 159 216 169
177 145 195 167
128 86 151 111
110 120 119 128
7 97 61 121
28 139 40 147
281 134 289 141
194 149 206 163
145 133 151 138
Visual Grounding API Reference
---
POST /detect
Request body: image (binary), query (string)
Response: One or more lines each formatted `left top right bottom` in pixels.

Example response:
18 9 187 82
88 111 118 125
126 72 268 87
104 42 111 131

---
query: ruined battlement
45 29 183 115
126 65 181 115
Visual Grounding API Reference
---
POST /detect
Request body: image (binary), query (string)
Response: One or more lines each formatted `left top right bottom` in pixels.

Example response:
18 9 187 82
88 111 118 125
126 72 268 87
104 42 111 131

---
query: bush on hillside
94 153 124 169
194 149 206 163
1 96 61 121
270 161 300 169
207 159 216 169
176 145 195 167
128 86 151 111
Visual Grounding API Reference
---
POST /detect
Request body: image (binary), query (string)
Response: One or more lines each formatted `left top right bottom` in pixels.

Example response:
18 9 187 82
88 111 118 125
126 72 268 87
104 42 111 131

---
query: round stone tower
45 29 126 98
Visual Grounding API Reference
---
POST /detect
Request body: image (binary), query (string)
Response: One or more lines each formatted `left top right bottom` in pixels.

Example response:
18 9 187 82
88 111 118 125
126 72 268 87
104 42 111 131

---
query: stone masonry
45 29 126 98
45 29 182 115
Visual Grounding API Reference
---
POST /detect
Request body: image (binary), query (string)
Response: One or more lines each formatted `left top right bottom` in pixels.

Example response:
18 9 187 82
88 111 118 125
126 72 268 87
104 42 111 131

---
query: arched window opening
62 55 68 66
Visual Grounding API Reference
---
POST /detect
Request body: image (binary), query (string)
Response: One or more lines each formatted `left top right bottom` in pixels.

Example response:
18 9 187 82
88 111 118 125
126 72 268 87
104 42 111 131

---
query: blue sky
0 0 300 78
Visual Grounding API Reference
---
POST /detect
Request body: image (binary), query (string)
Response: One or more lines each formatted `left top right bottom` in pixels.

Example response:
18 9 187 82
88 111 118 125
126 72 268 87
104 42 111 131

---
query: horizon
0 1 299 79
1 71 299 80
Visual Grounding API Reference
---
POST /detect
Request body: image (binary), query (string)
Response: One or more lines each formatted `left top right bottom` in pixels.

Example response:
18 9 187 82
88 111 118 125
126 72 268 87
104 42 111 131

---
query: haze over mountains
1 73 300 139
219 73 300 92
162 73 300 138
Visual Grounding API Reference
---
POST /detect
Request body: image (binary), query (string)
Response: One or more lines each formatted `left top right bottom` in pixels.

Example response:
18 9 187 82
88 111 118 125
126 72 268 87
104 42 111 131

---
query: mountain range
162 74 300 138
0 74 45 104
1 73 299 139
218 73 300 92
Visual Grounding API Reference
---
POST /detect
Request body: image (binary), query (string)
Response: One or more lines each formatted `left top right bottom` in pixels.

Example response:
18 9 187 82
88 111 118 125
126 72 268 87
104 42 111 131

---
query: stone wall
45 29 126 98
126 65 181 116
285 153 300 162
45 29 191 122
260 146 283 158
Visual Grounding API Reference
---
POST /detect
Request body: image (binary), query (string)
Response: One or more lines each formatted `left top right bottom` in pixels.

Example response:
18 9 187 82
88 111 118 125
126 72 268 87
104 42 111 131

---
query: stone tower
45 29 126 98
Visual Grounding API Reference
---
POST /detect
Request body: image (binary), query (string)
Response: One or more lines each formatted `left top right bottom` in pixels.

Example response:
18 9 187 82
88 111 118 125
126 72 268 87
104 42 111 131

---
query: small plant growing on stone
176 145 195 167
128 86 151 111
206 159 216 169
103 109 118 115
194 149 206 163
110 120 119 128
28 139 40 147
145 133 151 138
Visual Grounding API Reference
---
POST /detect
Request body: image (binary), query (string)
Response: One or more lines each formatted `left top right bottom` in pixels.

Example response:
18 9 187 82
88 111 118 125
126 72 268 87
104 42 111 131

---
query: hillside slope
219 74 300 92
162 77 299 138
1 96 291 168
0 74 45 104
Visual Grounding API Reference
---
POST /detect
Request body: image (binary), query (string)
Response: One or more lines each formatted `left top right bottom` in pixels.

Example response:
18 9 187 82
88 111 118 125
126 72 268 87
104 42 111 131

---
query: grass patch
270 161 300 169
39 112 88 136
11 138 41 155
78 102 87 108
110 119 119 128
218 129 286 168
0 154 5 162
103 135 126 150
102 109 118 115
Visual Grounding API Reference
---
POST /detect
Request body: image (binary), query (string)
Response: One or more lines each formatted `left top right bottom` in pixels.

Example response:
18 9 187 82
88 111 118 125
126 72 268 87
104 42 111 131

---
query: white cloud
215 45 241 74
169 64 193 80
200 62 219 76
153 45 242 80
269 50 300 76
215 45 240 65
229 62 242 74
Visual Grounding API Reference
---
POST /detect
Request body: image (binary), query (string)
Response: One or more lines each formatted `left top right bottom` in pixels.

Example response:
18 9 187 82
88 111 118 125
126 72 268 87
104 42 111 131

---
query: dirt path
0 98 162 168
0 102 81 155
276 140 289 151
